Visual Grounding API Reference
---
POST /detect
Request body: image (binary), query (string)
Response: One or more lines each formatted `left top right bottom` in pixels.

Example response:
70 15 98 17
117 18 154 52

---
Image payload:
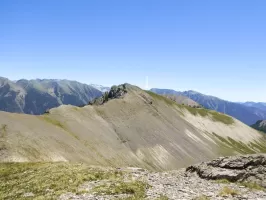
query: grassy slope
145 91 234 125
0 86 265 171
0 162 149 200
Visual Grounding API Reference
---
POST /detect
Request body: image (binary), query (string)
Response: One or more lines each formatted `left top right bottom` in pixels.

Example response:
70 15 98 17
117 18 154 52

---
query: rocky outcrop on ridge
89 84 128 105
252 120 266 133
186 154 266 188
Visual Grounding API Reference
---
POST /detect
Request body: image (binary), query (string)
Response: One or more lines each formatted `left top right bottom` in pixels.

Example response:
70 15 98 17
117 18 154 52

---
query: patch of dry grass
210 111 234 125
156 195 169 200
0 162 122 200
193 195 210 200
146 91 234 125
0 124 7 138
41 115 79 140
240 182 265 191
219 186 240 197
145 91 176 106
91 180 149 199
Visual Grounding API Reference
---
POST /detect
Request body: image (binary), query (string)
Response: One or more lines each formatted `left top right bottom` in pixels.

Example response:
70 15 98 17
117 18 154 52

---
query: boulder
186 154 266 188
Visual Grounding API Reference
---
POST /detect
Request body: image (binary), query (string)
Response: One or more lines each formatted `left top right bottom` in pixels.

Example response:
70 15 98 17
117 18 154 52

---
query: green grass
0 162 123 200
212 132 232 146
95 107 105 117
145 91 234 125
91 181 149 199
180 104 234 125
0 124 8 151
184 106 209 117
214 179 265 192
193 195 210 200
185 107 234 125
0 124 7 138
249 141 266 153
42 115 65 130
41 115 79 140
215 179 231 184
210 111 234 125
212 132 258 154
219 186 240 197
72 107 80 111
240 182 265 191
145 91 176 106
227 137 256 154
156 195 169 200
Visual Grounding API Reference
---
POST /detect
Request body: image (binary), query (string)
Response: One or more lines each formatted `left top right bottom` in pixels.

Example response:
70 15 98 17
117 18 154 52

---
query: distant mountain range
0 76 265 125
151 88 266 125
1 83 266 169
241 102 266 112
0 77 102 114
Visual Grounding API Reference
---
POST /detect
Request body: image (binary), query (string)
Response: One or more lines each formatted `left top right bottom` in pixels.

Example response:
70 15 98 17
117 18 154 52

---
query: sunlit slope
0 85 265 170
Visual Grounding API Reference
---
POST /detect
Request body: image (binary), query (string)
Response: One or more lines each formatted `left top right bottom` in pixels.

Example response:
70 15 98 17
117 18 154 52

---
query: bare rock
186 154 266 188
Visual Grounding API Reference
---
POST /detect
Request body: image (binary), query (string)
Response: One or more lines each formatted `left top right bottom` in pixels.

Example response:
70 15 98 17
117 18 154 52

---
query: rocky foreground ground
1 154 266 199
60 154 266 200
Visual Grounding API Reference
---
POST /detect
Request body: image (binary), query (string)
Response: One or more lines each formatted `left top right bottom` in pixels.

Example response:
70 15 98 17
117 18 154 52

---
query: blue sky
1 0 265 102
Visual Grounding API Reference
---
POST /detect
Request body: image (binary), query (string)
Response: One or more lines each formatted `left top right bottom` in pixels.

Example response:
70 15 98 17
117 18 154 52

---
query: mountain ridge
1 84 265 171
0 77 102 114
242 102 266 112
1 76 265 125
151 88 266 125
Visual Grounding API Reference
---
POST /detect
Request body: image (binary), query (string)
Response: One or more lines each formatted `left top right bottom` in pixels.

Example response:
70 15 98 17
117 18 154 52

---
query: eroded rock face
186 154 266 188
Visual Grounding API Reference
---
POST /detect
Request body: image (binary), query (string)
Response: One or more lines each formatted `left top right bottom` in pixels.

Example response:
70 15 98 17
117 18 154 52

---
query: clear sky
1 0 266 102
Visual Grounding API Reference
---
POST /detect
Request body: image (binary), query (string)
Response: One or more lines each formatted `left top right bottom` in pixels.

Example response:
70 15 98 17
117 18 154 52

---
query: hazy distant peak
186 90 199 94
183 90 223 100
90 84 110 93
242 102 266 112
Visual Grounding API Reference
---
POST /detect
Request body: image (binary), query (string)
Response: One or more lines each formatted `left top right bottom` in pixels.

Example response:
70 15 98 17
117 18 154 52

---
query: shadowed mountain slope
0 84 266 171
0 77 102 114
151 88 266 125
252 120 266 133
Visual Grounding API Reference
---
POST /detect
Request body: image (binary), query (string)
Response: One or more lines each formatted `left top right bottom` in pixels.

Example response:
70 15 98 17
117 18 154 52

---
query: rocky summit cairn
186 154 266 188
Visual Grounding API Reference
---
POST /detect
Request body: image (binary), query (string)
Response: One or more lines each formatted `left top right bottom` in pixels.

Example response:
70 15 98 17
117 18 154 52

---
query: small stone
23 192 35 197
